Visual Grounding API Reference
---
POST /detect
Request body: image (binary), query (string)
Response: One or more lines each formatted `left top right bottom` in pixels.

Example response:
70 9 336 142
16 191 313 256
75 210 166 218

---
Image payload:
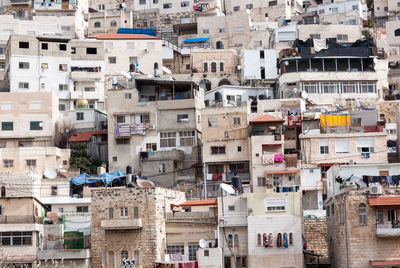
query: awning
183 37 210 43
250 114 284 123
265 170 300 175
368 196 400 206
370 260 400 266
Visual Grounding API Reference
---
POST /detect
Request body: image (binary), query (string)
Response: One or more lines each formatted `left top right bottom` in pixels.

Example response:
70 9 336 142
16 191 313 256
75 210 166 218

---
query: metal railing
0 216 43 224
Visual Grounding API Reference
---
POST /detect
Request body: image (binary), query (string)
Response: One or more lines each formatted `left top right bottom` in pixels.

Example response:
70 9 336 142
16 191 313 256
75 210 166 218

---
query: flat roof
94 33 160 40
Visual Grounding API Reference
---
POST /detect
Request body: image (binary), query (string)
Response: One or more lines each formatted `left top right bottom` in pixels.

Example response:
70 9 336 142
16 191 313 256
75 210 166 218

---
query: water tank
126 165 132 174
258 94 267 100
215 91 222 101
232 176 241 189
129 63 135 72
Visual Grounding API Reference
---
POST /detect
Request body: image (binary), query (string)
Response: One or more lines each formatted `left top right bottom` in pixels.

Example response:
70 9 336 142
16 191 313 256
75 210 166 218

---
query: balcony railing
0 216 43 224
219 212 247 227
166 212 216 223
376 223 400 237
43 235 91 250
101 218 142 230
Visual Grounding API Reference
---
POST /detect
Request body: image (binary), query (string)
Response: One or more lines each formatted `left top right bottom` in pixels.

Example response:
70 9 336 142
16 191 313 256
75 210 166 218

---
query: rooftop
177 200 217 207
368 196 400 207
68 130 107 142
94 33 160 40
250 114 284 123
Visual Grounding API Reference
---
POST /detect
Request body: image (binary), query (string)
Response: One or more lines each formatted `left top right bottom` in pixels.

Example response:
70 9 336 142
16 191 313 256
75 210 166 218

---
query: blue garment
387 176 393 185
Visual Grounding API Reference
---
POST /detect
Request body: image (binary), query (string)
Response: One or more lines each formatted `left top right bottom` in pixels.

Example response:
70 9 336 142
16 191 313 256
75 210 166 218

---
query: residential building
92 33 163 77
90 186 186 268
241 49 278 86
297 24 364 43
204 85 273 106
218 192 304 267
107 76 204 187
0 92 70 176
278 38 389 104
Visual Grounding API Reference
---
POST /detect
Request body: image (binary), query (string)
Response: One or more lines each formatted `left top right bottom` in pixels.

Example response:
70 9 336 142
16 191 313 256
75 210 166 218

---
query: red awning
265 170 300 175
368 196 400 207
370 260 400 266
250 114 284 123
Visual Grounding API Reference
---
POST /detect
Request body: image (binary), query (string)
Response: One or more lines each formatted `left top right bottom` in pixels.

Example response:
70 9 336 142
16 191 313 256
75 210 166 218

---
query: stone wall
304 219 328 256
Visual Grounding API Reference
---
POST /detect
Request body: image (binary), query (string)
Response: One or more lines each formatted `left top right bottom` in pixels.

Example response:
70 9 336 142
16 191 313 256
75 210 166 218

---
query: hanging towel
274 154 283 163
313 38 327 52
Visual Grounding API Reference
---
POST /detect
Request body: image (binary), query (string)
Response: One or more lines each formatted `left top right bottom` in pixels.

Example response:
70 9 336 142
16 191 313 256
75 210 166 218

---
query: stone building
90 186 185 268
325 187 400 267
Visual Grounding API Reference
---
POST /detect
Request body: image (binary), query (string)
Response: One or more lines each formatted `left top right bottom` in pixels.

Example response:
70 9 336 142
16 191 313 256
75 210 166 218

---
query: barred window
160 132 176 147
179 131 195 147
167 245 184 254
0 232 32 246
188 244 199 261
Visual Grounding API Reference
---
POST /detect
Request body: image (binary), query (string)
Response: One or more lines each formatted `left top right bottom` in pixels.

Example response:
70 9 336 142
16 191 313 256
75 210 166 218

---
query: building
218 192 304 268
90 186 186 268
0 92 70 176
241 49 277 86
107 76 204 187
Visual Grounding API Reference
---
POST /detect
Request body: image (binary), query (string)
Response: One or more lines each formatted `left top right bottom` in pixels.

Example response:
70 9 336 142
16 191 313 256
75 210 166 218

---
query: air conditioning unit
105 48 111 52
369 183 382 195
147 124 156 130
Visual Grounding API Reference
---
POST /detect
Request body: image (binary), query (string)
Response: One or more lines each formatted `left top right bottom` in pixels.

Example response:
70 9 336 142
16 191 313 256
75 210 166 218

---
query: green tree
69 143 102 174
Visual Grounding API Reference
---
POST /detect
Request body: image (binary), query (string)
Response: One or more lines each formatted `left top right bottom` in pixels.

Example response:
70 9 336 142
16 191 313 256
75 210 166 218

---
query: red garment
178 261 198 268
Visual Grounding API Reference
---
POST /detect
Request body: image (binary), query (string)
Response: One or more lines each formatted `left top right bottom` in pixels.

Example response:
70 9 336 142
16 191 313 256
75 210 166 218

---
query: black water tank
258 94 267 100
126 165 132 174
232 176 241 189
129 63 135 72
215 91 222 101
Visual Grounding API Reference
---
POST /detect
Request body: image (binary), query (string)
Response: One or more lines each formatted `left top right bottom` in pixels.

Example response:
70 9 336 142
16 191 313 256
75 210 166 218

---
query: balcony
219 212 247 227
70 71 102 81
376 223 400 237
0 216 43 224
101 218 142 230
10 0 30 4
70 90 101 100
166 212 216 223
140 150 184 161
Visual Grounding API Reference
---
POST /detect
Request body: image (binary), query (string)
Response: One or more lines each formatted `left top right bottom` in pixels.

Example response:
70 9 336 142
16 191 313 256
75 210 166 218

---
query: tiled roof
368 196 400 206
178 200 217 206
370 260 400 266
250 114 284 123
265 170 300 175
94 33 161 40
68 130 107 142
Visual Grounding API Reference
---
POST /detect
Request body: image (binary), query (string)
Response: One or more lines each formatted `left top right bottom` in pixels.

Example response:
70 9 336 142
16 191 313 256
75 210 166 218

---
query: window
1 186 5 198
153 0 158 3
160 132 176 147
0 232 32 246
61 25 71 31
121 251 129 264
77 206 89 213
110 20 117 27
269 1 277 6
396 29 400 37
233 6 240 11
86 47 97 54
235 26 243 32
134 250 140 265
113 157 117 162
188 244 199 261
246 4 253 9
211 62 217 72
227 234 233 246
337 34 348 41
76 112 84 121
108 251 114 268
18 82 29 89
1 102 13 110
18 62 29 69
30 101 42 110
139 0 146 4
59 44 67 51
208 117 218 127
116 139 129 145
1 122 13 131
237 146 242 152
177 114 189 122
348 19 356 25
19 141 32 147
211 146 225 154
167 245 184 254
19 42 29 49
3 160 13 168
220 62 224 71
26 159 36 167
59 84 68 91
319 9 325 14
133 207 139 219
129 56 138 64
233 117 240 125
51 186 57 196
30 121 43 130
179 131 195 146
98 4 105 10
332 7 338 12
254 40 262 47
0 62 4 70
258 177 266 186
376 210 384 224
228 206 235 211
181 1 190 7
163 3 172 9
59 64 67 71
0 45 4 55
146 143 157 152
59 104 66 111
331 204 335 215
120 207 128 217
109 208 114 219
203 29 210 34
204 249 209 256
359 203 367 226
41 43 48 50
94 22 101 28
208 164 224 174
352 4 358 10
320 140 329 154
359 82 376 93
356 138 375 153
159 163 166 173
108 57 116 64
71 47 76 54
335 139 350 153
310 34 321 39
219 28 226 33
233 234 239 247
265 199 285 212
203 62 208 72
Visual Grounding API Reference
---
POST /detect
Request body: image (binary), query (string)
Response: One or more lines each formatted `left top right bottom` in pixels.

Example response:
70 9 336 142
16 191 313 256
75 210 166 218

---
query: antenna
220 183 235 194
199 239 208 249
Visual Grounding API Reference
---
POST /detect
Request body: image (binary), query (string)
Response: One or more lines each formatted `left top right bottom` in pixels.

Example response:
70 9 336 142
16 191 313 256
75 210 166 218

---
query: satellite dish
137 178 155 188
245 8 251 15
44 168 57 179
112 77 118 85
199 239 208 248
284 61 289 66
301 90 308 99
220 183 235 194
161 66 172 74
39 122 43 127
120 71 131 80
237 65 242 70
293 87 298 94
373 58 378 64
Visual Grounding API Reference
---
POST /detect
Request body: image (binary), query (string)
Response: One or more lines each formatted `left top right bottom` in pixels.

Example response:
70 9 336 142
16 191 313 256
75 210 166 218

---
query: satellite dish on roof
137 178 155 188
161 66 172 74
220 183 235 194
199 239 208 249
301 90 308 99
44 168 57 179
246 9 251 15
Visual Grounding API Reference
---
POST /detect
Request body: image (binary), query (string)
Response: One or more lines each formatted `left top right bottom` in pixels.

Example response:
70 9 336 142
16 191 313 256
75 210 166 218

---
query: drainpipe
344 191 350 268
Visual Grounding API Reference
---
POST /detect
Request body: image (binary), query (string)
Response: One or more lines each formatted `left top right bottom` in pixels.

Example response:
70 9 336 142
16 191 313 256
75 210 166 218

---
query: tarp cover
320 114 350 127
70 171 125 186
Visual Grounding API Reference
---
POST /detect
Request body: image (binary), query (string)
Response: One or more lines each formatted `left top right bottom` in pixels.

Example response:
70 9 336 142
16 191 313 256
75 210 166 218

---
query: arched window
216 41 224 49
218 78 232 87
211 62 217 72
395 29 400 36
199 79 212 92
220 62 224 72
233 234 239 247
289 233 293 245
109 251 115 268
359 203 367 226
121 250 129 264
1 186 5 198
94 21 101 28
110 20 117 27
257 234 261 246
227 234 233 246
